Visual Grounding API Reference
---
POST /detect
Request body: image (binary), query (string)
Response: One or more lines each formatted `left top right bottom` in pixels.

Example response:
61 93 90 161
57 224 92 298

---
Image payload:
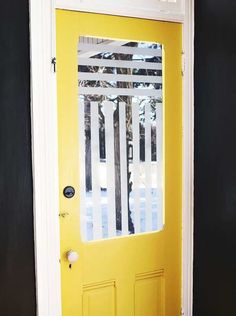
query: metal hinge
181 51 185 77
51 57 56 73
59 212 69 218
180 307 184 315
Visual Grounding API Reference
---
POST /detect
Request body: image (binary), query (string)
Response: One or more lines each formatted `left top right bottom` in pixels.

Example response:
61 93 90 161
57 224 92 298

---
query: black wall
194 1 236 315
0 1 36 316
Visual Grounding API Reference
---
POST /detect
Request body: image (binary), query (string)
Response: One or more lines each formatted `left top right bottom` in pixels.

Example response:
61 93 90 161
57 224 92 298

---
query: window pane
78 36 164 241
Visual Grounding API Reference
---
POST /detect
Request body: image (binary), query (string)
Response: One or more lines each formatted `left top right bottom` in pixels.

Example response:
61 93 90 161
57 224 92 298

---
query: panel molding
136 269 164 280
83 280 116 291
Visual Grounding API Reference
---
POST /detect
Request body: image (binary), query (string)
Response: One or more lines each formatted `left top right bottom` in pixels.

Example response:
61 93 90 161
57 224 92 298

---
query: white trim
29 1 62 316
182 0 194 315
29 1 194 316
55 0 184 23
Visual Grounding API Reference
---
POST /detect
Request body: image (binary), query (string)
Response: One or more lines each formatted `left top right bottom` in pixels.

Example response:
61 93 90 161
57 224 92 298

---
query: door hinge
180 307 184 316
51 57 56 73
59 212 70 218
181 51 185 77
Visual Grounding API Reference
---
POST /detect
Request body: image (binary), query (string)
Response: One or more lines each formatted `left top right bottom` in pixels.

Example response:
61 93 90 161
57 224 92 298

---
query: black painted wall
194 1 236 315
0 1 36 316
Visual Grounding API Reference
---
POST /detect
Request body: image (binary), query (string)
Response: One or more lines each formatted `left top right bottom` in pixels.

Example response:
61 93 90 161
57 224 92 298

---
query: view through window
78 36 164 241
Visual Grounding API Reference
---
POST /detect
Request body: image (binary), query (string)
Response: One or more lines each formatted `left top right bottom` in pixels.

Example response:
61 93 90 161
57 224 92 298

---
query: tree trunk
114 109 122 231
84 99 92 191
114 45 137 234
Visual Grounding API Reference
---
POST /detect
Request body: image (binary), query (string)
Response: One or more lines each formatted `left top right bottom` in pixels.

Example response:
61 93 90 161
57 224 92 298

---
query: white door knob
67 250 79 263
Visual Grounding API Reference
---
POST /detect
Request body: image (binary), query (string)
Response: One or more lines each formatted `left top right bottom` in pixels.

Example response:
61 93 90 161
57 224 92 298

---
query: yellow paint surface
56 10 182 316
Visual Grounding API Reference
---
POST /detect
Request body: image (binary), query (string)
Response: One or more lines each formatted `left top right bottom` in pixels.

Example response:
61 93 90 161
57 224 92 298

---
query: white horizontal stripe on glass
79 87 162 97
78 72 162 83
78 43 162 57
78 57 162 70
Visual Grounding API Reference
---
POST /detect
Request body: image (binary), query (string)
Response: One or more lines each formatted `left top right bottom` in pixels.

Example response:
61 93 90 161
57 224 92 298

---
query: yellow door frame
29 0 194 315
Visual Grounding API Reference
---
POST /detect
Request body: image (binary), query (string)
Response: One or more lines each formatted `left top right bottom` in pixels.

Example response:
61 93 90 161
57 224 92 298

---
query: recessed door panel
135 270 164 316
83 281 116 316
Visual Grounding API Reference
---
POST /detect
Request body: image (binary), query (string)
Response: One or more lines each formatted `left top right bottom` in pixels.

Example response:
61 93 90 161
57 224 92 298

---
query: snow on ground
84 188 162 241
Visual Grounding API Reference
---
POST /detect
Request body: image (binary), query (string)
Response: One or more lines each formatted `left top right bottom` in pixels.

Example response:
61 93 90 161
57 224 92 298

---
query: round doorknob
66 250 79 263
63 186 75 198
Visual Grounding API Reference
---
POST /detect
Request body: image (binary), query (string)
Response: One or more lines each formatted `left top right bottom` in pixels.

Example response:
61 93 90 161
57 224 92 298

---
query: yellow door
56 10 182 316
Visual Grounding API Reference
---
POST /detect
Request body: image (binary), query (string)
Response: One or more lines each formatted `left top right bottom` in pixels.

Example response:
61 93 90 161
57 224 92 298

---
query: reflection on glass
78 36 163 241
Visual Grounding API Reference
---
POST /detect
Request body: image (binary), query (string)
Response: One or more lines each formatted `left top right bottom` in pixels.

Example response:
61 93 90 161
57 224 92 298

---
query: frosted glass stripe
157 188 164 231
132 102 141 234
156 103 163 230
103 101 116 238
78 57 162 70
90 102 102 239
119 102 129 235
156 103 163 165
78 72 162 84
78 101 87 241
79 87 162 97
78 43 162 57
145 103 152 231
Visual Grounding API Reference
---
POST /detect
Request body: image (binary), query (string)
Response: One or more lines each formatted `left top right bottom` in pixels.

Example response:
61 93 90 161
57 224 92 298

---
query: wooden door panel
56 10 182 316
